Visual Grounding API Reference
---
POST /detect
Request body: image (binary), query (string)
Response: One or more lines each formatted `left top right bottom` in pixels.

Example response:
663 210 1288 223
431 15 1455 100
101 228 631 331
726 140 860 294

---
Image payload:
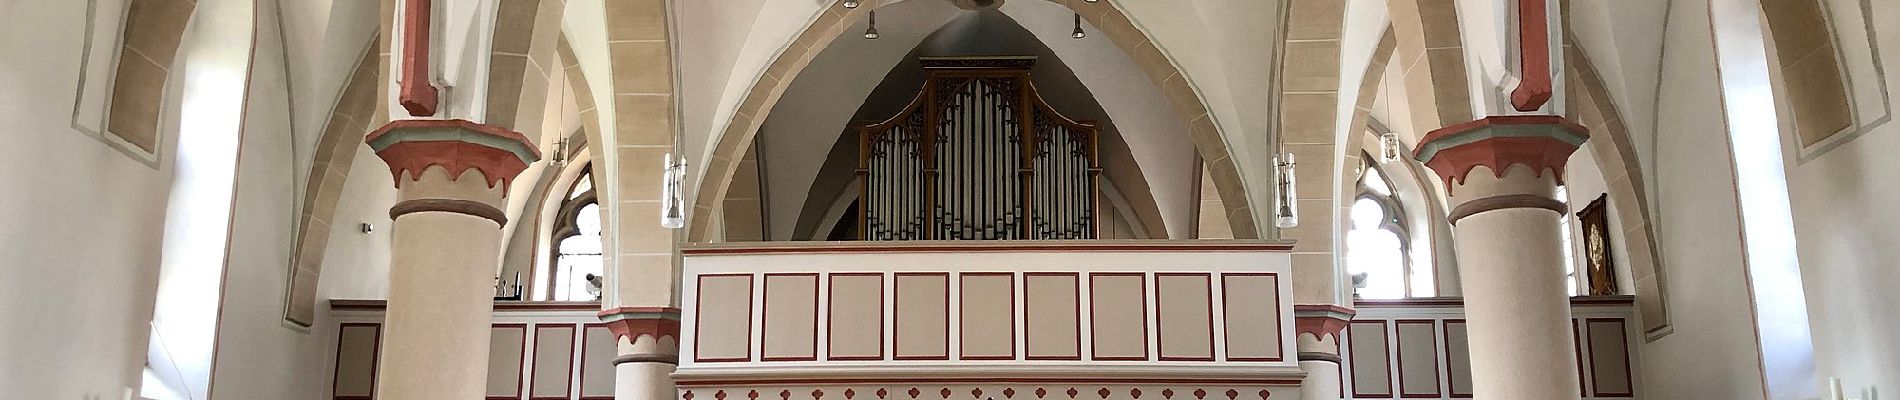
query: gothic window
1346 161 1430 299
546 167 603 301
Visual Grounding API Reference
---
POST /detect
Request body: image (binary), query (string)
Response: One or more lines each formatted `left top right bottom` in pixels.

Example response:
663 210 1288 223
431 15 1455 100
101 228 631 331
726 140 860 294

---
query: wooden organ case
858 57 1101 241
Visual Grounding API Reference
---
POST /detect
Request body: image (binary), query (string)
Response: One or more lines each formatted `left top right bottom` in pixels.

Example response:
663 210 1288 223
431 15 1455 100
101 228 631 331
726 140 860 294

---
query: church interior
3 0 1898 399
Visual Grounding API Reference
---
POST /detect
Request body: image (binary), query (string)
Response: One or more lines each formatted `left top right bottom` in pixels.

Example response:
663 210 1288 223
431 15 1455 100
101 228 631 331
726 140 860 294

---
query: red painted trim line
488 323 529 400
958 272 1017 360
893 272 951 361
694 274 754 363
1586 318 1637 397
1393 319 1443 398
1222 273 1285 362
826 273 886 361
1023 272 1082 361
1088 273 1149 361
672 377 1306 387
576 323 613 399
1154 273 1215 362
1443 319 1473 399
528 324 577 400
681 242 1293 256
1348 320 1395 398
331 323 382 400
761 273 821 362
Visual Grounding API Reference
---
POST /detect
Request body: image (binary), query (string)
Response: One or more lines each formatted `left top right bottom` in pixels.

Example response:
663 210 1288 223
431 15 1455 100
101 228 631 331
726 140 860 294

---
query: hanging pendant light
863 10 880 39
1275 152 1299 228
843 0 860 9
1071 13 1086 39
1378 132 1402 164
659 153 687 229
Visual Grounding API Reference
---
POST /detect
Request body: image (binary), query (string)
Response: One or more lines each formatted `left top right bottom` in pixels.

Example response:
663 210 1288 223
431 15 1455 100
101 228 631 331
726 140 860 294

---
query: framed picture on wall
1577 194 1618 296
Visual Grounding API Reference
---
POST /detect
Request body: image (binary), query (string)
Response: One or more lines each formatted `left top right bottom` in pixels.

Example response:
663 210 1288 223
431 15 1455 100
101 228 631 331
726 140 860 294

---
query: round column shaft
366 119 540 400
1414 116 1588 400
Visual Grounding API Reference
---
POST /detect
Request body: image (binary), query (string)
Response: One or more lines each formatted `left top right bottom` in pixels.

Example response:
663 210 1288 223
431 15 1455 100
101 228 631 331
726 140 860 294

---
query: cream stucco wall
0 0 179 396
1780 0 1900 394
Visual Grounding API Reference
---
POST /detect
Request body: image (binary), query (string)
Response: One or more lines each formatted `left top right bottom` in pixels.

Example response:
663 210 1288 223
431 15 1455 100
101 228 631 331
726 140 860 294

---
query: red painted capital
365 119 541 190
1293 304 1356 341
1413 115 1588 190
599 307 683 345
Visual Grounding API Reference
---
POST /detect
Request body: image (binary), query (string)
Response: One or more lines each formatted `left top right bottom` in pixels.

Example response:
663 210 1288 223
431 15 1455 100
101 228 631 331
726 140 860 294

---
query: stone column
601 307 681 400
1414 115 1586 399
367 119 539 400
1294 305 1356 400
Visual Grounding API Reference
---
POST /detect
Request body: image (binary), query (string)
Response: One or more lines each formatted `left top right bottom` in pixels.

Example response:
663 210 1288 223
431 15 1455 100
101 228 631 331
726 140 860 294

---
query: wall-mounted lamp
1275 152 1298 229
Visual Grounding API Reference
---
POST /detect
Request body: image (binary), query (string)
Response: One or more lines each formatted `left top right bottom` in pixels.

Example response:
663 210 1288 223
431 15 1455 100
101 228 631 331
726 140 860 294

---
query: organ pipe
856 57 1098 240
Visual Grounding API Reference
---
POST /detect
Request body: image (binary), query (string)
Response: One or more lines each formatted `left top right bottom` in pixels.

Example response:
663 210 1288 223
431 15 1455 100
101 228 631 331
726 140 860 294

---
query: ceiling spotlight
863 10 880 39
1071 13 1086 39
843 0 860 8
1084 0 1099 3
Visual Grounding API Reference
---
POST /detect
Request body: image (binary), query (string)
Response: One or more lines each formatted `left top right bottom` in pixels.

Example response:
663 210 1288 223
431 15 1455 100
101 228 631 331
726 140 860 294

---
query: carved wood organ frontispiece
857 57 1102 241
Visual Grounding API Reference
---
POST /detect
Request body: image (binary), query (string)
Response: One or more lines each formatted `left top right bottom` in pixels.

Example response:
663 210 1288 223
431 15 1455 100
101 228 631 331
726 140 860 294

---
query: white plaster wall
0 1 176 397
203 5 338 398
1781 0 1900 394
1611 1 1769 397
279 0 380 189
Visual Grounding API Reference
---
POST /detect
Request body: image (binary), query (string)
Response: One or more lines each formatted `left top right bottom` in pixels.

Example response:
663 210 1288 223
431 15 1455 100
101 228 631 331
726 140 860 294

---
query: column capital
1413 115 1588 190
1293 304 1357 340
600 307 682 364
366 118 541 190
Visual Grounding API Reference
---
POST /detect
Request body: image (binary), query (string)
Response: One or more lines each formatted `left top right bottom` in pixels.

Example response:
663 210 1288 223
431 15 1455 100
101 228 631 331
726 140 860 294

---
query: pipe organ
858 57 1101 240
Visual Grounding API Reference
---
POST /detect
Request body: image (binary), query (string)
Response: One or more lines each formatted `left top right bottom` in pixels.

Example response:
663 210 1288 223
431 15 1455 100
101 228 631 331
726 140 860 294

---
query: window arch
543 165 602 301
1346 159 1434 299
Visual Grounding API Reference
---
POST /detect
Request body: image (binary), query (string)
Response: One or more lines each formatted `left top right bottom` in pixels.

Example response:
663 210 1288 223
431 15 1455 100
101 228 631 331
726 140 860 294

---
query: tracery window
545 167 603 301
1346 161 1432 299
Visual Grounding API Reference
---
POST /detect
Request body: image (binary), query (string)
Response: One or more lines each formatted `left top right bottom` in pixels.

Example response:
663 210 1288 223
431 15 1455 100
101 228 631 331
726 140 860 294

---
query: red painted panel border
1393 319 1443 398
1443 319 1473 399
1024 272 1082 361
577 323 614 400
1155 272 1215 361
1349 320 1394 398
1575 319 1589 398
826 273 885 361
487 323 529 400
694 273 755 363
529 324 578 400
959 272 1018 360
893 272 951 361
1088 272 1149 361
332 323 382 400
681 242 1294 256
1220 273 1284 362
1586 318 1636 397
672 377 1306 387
761 273 821 362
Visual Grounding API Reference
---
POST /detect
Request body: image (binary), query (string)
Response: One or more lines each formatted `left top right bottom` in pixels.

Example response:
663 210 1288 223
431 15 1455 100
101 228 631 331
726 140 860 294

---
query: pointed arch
687 0 1260 241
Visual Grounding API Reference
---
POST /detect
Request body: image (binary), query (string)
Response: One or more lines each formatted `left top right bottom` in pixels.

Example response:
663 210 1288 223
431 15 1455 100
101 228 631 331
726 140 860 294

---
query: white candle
1830 377 1844 400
